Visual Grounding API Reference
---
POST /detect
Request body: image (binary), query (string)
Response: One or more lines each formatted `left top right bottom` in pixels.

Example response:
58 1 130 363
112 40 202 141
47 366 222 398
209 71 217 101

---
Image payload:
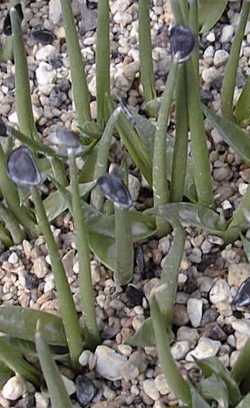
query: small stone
2 375 26 401
125 284 144 307
158 236 170 254
61 375 76 396
213 49 229 67
143 379 160 401
121 362 139 381
35 392 49 408
202 323 227 341
25 272 39 289
128 174 140 201
15 394 35 408
36 62 56 91
187 298 203 328
202 67 220 84
32 256 49 278
209 279 232 304
75 375 96 405
186 337 220 361
177 327 199 348
36 45 57 61
79 350 92 367
228 263 250 287
8 252 18 264
232 319 250 337
95 346 127 381
154 374 170 395
206 32 215 42
171 340 190 360
49 0 62 24
173 304 189 326
221 25 234 43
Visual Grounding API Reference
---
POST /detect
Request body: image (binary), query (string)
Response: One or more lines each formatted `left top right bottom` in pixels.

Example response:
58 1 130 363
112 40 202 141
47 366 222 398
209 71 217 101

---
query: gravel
0 0 250 406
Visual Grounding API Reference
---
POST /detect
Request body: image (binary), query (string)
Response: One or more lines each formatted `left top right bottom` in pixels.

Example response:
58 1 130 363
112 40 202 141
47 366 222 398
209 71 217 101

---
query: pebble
209 279 232 304
49 0 62 24
2 375 26 401
232 319 250 337
143 379 160 401
173 304 189 326
95 346 127 381
36 62 56 92
61 375 76 396
171 340 190 360
177 327 199 348
75 375 96 406
34 392 49 408
154 374 170 395
128 174 140 201
79 350 93 367
187 298 203 327
186 337 221 361
32 256 49 278
213 49 229 67
36 45 57 62
125 284 144 307
221 25 234 43
202 67 221 84
228 263 250 287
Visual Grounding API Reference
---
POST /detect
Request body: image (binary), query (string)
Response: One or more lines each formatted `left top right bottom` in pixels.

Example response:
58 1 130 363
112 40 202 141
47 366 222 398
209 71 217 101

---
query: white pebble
2 375 26 401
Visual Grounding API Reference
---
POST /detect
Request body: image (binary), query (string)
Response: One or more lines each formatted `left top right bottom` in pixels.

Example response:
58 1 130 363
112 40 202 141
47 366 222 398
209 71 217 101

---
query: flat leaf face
236 393 250 407
203 105 250 165
199 374 229 408
235 76 250 126
44 182 96 221
0 306 67 346
197 357 241 406
199 0 229 33
190 384 211 408
153 202 225 234
125 318 155 347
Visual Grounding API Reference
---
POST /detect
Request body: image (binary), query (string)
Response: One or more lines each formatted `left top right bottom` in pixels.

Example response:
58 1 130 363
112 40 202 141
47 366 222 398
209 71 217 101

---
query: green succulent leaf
35 328 73 408
236 393 250 408
235 76 250 125
125 318 155 347
89 210 156 272
44 181 96 221
196 357 241 406
0 362 12 389
0 306 67 346
203 105 250 165
199 0 229 33
190 384 211 408
152 202 226 234
0 336 40 386
240 233 250 263
199 374 229 408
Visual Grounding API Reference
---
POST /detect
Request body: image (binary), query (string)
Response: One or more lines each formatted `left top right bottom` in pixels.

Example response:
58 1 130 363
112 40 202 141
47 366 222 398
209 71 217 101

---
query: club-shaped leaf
3 3 23 36
170 25 196 63
35 328 73 408
198 0 228 33
203 105 250 165
7 146 41 187
232 339 250 386
97 174 132 209
0 305 67 346
199 374 229 408
196 357 241 406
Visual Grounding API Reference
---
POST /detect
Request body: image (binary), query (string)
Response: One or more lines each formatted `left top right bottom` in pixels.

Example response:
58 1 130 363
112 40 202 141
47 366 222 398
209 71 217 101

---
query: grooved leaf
199 0 229 33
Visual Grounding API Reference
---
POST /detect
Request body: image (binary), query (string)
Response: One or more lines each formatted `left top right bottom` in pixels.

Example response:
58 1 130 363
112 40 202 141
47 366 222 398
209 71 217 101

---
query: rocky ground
0 0 250 407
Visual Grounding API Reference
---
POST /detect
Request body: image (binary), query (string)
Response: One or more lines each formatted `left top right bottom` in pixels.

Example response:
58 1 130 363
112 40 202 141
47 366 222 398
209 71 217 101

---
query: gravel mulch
0 0 250 407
